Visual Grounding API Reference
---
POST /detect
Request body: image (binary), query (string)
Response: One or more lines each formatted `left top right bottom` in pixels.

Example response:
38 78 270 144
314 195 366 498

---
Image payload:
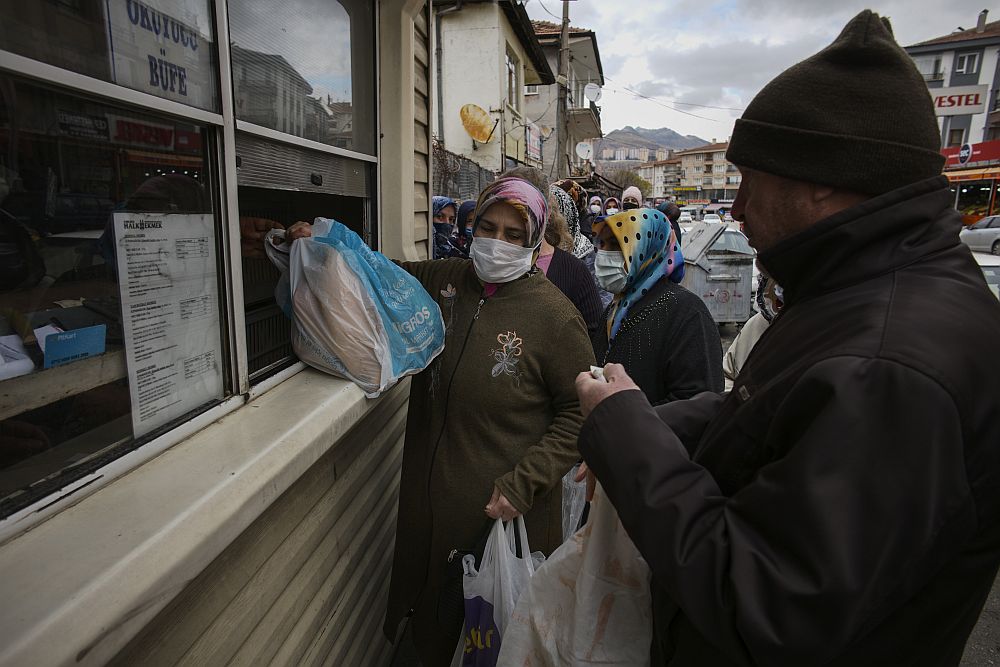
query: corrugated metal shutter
110 383 409 667
236 132 371 198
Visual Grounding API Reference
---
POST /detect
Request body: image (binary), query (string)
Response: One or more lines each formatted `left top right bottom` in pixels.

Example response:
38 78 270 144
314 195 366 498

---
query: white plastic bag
498 484 653 666
451 517 538 667
561 463 587 541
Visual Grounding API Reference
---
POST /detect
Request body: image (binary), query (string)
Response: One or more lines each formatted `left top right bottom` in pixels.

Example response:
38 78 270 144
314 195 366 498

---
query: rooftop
531 19 594 36
676 142 728 155
909 19 1000 47
637 158 682 167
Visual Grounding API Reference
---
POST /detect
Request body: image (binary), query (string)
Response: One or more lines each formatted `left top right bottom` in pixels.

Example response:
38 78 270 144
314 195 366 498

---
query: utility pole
555 0 570 178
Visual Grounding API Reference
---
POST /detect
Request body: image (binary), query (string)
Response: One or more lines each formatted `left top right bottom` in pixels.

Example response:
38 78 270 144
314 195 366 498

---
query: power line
569 58 741 118
534 0 562 21
522 59 729 122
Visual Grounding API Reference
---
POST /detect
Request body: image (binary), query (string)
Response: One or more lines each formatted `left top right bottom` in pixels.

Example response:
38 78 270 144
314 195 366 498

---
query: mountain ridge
599 126 709 153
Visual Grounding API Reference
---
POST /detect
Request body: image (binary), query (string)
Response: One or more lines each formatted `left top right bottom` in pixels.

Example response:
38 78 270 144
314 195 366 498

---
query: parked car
975 252 1000 300
959 215 1000 255
703 213 723 224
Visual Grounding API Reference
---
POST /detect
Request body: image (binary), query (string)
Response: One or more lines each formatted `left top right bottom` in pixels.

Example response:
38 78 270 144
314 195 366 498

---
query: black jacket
579 176 1000 666
546 247 604 355
592 278 723 405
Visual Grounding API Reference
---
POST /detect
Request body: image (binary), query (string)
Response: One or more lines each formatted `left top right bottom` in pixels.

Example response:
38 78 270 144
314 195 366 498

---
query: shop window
956 179 994 222
228 0 376 155
234 132 372 380
0 0 219 112
0 76 228 515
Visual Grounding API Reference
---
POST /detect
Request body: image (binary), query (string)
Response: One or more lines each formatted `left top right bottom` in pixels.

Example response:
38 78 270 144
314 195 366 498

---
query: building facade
433 0 553 173
523 20 604 179
0 1 435 664
635 156 681 201
904 12 1000 225
905 10 1000 148
675 141 740 204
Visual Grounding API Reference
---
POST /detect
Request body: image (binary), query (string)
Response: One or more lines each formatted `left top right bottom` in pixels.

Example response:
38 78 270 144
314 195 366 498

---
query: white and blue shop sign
103 0 215 110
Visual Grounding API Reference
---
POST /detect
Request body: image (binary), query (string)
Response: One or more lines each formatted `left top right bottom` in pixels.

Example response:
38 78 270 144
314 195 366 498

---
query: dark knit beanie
726 10 944 195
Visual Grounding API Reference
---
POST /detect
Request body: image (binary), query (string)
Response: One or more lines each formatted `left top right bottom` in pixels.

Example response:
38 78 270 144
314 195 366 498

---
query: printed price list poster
113 212 223 437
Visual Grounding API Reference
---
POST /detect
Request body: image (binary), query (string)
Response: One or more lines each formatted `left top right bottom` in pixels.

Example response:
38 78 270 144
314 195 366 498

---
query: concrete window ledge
0 369 399 667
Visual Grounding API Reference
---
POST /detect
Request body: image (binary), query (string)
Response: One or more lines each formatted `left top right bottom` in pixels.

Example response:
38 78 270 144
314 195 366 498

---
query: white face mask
605 207 619 215
469 236 536 283
590 204 602 214
594 249 628 293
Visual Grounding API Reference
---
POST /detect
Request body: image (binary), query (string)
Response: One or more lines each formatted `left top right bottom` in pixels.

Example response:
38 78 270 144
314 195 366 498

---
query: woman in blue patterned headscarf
590 207 722 405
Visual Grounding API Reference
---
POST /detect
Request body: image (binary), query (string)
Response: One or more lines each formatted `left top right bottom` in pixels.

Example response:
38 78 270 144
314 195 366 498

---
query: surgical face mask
605 207 620 216
590 204 602 214
622 201 639 211
470 236 536 283
594 249 628 293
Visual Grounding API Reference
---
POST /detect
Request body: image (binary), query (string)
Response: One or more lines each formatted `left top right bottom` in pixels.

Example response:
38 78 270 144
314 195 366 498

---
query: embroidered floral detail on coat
491 331 523 386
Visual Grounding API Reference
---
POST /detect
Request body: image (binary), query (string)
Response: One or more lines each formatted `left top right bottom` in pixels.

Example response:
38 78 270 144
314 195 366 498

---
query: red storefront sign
942 140 1000 169
107 113 175 149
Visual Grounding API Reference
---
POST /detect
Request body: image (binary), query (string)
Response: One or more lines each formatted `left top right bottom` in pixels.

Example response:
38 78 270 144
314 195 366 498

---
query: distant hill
598 126 709 154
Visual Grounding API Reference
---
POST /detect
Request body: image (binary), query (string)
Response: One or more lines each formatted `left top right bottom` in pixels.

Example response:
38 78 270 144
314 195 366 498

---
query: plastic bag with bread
266 218 445 397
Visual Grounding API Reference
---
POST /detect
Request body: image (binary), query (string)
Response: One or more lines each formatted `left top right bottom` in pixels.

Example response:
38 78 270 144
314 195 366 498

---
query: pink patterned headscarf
472 177 548 248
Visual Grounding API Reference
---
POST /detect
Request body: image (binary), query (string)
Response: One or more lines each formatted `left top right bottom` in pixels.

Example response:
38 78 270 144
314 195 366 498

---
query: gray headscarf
550 185 593 259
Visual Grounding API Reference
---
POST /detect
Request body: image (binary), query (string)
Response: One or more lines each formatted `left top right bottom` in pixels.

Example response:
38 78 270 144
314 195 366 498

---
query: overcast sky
523 0 991 141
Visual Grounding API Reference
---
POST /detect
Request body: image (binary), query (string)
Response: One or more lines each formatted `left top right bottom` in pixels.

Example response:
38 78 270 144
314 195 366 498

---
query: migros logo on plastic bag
393 306 433 336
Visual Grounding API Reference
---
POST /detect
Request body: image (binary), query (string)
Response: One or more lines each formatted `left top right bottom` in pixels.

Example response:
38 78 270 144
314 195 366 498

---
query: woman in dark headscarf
603 196 621 216
431 195 458 259
450 199 477 259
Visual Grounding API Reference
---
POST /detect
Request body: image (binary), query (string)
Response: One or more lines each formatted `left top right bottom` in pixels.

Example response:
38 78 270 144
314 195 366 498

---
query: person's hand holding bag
485 486 522 522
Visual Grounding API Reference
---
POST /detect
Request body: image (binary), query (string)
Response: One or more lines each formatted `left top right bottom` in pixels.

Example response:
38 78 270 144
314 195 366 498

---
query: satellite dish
584 83 602 102
575 141 594 160
460 103 495 143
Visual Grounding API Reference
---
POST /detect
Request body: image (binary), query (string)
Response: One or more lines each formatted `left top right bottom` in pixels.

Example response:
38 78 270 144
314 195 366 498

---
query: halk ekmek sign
932 85 989 117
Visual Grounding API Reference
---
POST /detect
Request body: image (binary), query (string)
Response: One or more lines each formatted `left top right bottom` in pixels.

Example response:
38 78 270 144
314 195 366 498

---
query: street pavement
717 324 1000 666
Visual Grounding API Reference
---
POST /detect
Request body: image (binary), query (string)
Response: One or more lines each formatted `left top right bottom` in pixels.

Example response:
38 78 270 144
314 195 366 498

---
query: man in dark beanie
571 10 1000 666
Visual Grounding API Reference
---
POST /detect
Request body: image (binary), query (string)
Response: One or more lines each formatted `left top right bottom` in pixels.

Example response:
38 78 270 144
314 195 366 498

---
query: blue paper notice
42 324 107 369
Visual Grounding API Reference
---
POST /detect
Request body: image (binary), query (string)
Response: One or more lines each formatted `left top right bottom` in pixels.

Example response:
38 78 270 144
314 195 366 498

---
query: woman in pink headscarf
288 176 594 664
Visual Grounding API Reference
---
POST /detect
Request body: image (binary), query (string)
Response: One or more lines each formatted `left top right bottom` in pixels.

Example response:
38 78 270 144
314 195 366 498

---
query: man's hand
239 217 283 258
485 486 522 522
285 221 313 243
574 462 596 502
575 363 640 419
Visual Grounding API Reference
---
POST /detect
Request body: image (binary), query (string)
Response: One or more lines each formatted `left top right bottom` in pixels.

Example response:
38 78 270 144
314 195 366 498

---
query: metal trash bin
680 223 755 325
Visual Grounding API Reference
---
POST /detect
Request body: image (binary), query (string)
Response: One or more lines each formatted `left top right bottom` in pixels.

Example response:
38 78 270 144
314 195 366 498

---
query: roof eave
499 1 555 84
906 35 1000 52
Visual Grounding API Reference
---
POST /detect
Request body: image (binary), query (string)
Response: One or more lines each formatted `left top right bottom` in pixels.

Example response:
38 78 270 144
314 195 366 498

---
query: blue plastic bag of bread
266 218 445 397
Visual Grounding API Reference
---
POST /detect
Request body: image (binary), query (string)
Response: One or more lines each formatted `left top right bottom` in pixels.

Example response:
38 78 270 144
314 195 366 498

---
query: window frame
505 45 520 112
955 52 980 75
0 0 382 522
